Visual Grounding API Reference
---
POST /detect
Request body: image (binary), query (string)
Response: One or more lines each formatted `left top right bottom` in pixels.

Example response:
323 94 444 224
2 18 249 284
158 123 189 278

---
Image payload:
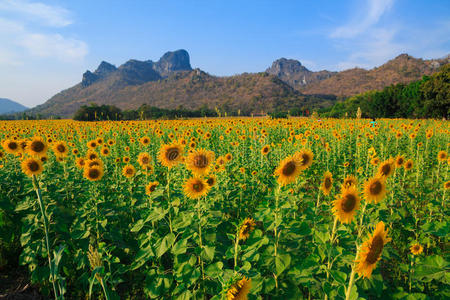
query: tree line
72 104 218 121
320 64 449 119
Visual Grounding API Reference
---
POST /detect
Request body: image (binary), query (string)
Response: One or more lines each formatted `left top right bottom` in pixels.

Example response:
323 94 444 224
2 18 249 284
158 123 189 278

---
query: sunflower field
0 118 448 300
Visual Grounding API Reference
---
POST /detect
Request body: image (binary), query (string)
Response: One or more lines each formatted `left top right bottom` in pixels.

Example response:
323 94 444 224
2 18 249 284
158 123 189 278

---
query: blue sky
0 0 449 107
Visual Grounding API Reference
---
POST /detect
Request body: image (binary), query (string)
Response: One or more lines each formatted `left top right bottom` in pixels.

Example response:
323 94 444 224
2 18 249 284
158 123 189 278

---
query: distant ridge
28 50 448 117
268 53 449 96
0 98 28 114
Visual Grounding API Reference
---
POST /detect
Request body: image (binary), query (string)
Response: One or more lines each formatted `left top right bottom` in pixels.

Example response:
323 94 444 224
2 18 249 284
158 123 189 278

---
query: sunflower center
366 235 384 264
31 141 45 152
369 181 382 195
381 164 391 175
193 154 208 168
89 168 100 179
166 147 180 161
150 185 156 192
397 158 404 165
141 156 150 164
27 161 40 172
282 161 296 176
324 177 332 189
263 147 269 153
341 193 356 212
8 142 18 150
126 168 134 174
89 161 100 167
57 144 66 153
193 182 203 192
301 154 310 165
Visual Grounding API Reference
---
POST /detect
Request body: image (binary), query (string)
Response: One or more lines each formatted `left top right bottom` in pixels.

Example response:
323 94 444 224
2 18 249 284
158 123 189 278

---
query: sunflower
206 175 216 187
410 243 423 255
183 177 210 199
2 139 20 154
21 157 44 177
26 136 48 157
404 159 413 171
332 186 360 224
85 158 103 169
75 157 85 169
84 166 103 181
140 136 151 146
122 165 136 178
356 221 391 278
86 150 99 161
364 177 387 203
137 152 152 166
444 181 450 190
321 171 333 195
297 149 313 171
226 277 251 300
238 218 256 241
225 153 233 162
216 156 226 166
53 141 69 157
275 154 302 186
100 147 110 157
395 155 405 167
370 157 380 166
87 140 97 149
437 150 447 162
343 175 358 189
145 181 159 195
158 142 184 168
377 158 395 178
186 149 215 176
261 145 270 155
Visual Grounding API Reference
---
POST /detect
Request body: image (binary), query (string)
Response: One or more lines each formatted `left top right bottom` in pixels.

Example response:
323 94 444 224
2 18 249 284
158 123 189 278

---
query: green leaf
413 255 449 283
275 253 291 276
157 233 176 258
201 246 215 261
172 238 188 255
205 261 223 277
329 270 347 285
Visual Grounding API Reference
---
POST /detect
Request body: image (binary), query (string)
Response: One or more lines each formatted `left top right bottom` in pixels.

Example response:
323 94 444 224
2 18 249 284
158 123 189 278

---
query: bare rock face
94 61 117 77
153 49 192 77
266 58 310 77
266 58 335 88
82 61 116 87
81 71 99 87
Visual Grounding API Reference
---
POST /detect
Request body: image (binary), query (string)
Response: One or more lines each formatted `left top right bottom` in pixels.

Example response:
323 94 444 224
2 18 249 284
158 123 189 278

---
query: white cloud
331 0 394 38
19 33 88 61
0 1 87 65
0 0 72 27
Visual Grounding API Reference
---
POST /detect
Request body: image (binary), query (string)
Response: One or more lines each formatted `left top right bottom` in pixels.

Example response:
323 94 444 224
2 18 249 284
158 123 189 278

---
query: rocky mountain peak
95 61 117 76
266 58 310 77
154 49 192 76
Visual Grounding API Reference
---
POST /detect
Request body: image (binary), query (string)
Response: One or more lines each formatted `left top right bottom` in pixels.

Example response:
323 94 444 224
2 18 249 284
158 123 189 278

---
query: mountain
0 98 28 114
30 50 332 117
29 50 448 118
268 54 449 96
266 58 336 87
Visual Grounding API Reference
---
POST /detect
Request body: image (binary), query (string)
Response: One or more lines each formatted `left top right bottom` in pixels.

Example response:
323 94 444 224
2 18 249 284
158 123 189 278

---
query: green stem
32 175 59 300
234 228 239 274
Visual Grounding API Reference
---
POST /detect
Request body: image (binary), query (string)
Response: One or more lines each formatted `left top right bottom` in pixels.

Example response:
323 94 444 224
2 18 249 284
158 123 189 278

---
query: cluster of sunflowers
0 118 448 299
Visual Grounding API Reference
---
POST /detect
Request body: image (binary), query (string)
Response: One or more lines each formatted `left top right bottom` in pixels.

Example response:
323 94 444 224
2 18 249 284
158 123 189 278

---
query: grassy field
0 118 448 299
